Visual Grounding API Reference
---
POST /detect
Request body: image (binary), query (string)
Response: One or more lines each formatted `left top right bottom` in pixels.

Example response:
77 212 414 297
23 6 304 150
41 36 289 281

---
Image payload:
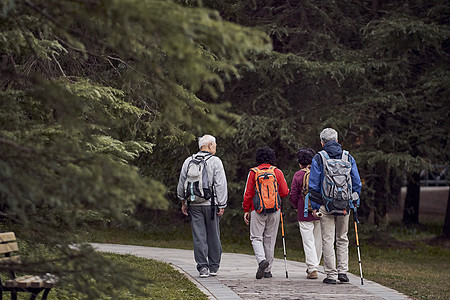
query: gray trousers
319 205 349 280
250 210 280 272
189 205 222 272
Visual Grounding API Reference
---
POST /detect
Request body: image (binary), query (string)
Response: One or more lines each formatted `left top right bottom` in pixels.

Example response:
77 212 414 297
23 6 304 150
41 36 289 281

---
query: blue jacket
309 141 362 210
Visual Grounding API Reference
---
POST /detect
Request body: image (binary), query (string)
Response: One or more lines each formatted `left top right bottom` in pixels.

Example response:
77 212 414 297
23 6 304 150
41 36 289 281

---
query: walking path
92 243 412 300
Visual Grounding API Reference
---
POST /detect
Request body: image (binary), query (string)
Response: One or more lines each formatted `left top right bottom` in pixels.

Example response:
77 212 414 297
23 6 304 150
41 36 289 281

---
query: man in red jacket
243 146 289 279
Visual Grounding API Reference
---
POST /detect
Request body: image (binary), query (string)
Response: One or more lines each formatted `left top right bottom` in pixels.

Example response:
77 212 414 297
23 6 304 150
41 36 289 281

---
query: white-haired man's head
320 128 338 145
198 135 217 154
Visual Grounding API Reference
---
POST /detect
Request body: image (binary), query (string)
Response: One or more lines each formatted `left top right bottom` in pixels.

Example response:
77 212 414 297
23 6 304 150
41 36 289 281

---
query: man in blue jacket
309 128 362 284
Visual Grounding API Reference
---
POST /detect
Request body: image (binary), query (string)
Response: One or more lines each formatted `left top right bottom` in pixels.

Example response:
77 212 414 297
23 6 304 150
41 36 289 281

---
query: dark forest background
0 0 448 297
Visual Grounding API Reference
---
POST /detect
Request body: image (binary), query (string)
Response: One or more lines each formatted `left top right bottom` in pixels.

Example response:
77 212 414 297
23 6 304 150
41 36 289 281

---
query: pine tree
198 0 450 225
0 0 271 297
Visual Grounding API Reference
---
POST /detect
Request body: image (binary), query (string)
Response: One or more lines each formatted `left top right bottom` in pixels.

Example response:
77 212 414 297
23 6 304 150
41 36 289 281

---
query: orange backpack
251 166 281 214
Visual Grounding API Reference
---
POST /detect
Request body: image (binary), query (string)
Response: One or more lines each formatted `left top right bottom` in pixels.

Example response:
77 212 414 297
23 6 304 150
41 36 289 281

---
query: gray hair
320 128 338 144
198 134 216 149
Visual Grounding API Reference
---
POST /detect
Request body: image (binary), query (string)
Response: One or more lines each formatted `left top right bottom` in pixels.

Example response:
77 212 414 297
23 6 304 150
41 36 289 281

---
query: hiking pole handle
353 208 359 223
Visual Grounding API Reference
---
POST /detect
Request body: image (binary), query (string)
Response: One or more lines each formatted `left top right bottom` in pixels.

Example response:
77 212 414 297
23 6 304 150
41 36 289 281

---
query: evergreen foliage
1 0 449 295
0 0 271 297
197 0 449 225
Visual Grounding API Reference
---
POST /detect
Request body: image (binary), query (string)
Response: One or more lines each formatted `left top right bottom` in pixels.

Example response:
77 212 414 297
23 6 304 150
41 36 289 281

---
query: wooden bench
0 232 55 300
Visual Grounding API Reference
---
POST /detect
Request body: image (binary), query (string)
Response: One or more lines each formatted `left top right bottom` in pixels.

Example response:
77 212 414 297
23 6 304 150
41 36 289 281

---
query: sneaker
209 269 219 276
307 270 318 279
199 267 209 278
256 260 269 279
338 273 349 282
323 278 337 284
263 272 272 278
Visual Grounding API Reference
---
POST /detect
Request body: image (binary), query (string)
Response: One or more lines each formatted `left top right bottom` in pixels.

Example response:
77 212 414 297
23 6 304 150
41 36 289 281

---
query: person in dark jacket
309 128 362 284
289 148 322 279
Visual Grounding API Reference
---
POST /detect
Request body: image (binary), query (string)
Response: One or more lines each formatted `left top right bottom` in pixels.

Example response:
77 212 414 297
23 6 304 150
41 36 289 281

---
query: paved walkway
92 243 413 300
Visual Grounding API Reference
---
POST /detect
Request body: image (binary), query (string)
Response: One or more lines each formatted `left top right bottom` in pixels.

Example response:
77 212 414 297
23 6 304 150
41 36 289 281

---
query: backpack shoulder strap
250 167 260 179
304 193 310 218
187 154 196 167
204 153 214 161
191 153 213 166
318 150 329 161
301 169 310 194
300 166 310 172
250 167 259 173
300 167 310 184
302 168 310 179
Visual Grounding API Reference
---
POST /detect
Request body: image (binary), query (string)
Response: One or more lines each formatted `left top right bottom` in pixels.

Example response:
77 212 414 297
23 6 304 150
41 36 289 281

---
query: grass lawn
85 213 450 300
1 251 207 300
41 253 208 300
99 253 208 300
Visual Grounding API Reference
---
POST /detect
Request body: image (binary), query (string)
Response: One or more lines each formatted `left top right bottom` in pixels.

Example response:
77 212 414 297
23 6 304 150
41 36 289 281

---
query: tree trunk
373 164 390 227
403 173 420 224
374 202 389 227
372 0 379 17
443 187 450 237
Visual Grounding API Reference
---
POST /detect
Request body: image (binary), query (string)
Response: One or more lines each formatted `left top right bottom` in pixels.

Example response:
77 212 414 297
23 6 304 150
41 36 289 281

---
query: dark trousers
189 205 222 272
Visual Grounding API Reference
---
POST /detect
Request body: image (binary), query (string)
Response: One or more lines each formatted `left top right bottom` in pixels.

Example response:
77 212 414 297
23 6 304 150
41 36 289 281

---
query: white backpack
184 154 213 202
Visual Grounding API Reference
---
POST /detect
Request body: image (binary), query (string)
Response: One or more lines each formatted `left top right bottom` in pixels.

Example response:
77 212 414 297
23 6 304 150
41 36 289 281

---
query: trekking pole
280 209 289 278
353 208 364 285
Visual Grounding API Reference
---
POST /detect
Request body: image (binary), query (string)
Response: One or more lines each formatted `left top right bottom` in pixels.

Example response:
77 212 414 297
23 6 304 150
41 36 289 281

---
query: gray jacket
177 151 228 208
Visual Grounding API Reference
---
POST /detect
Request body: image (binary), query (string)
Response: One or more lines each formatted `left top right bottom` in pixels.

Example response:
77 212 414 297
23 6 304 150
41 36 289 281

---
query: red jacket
243 164 290 212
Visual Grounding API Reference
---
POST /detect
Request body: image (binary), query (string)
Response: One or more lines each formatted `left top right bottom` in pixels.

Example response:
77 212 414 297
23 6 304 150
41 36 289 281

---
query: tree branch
51 53 67 77
24 0 62 28
0 137 33 153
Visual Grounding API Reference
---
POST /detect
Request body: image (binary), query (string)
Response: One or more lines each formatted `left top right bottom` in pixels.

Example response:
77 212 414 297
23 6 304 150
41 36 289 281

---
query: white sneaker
199 267 209 278
209 270 219 276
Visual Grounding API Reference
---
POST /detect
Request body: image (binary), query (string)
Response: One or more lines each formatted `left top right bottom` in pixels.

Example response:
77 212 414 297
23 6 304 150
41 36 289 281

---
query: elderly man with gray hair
177 134 228 278
308 128 362 284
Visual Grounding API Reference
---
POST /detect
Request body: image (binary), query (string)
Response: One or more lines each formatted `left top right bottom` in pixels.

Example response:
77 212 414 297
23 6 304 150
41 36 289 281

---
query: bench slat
0 242 19 255
17 275 41 288
5 275 55 289
0 255 21 264
30 278 44 288
4 275 33 288
31 279 55 289
0 232 16 243
0 232 56 293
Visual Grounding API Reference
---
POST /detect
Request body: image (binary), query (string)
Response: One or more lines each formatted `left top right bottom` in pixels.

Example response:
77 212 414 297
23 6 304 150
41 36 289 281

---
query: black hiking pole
353 208 364 285
280 209 289 278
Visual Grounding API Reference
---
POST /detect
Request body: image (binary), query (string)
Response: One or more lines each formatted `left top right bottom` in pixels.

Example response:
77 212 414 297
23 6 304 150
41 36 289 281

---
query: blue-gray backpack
184 154 213 202
319 150 352 215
